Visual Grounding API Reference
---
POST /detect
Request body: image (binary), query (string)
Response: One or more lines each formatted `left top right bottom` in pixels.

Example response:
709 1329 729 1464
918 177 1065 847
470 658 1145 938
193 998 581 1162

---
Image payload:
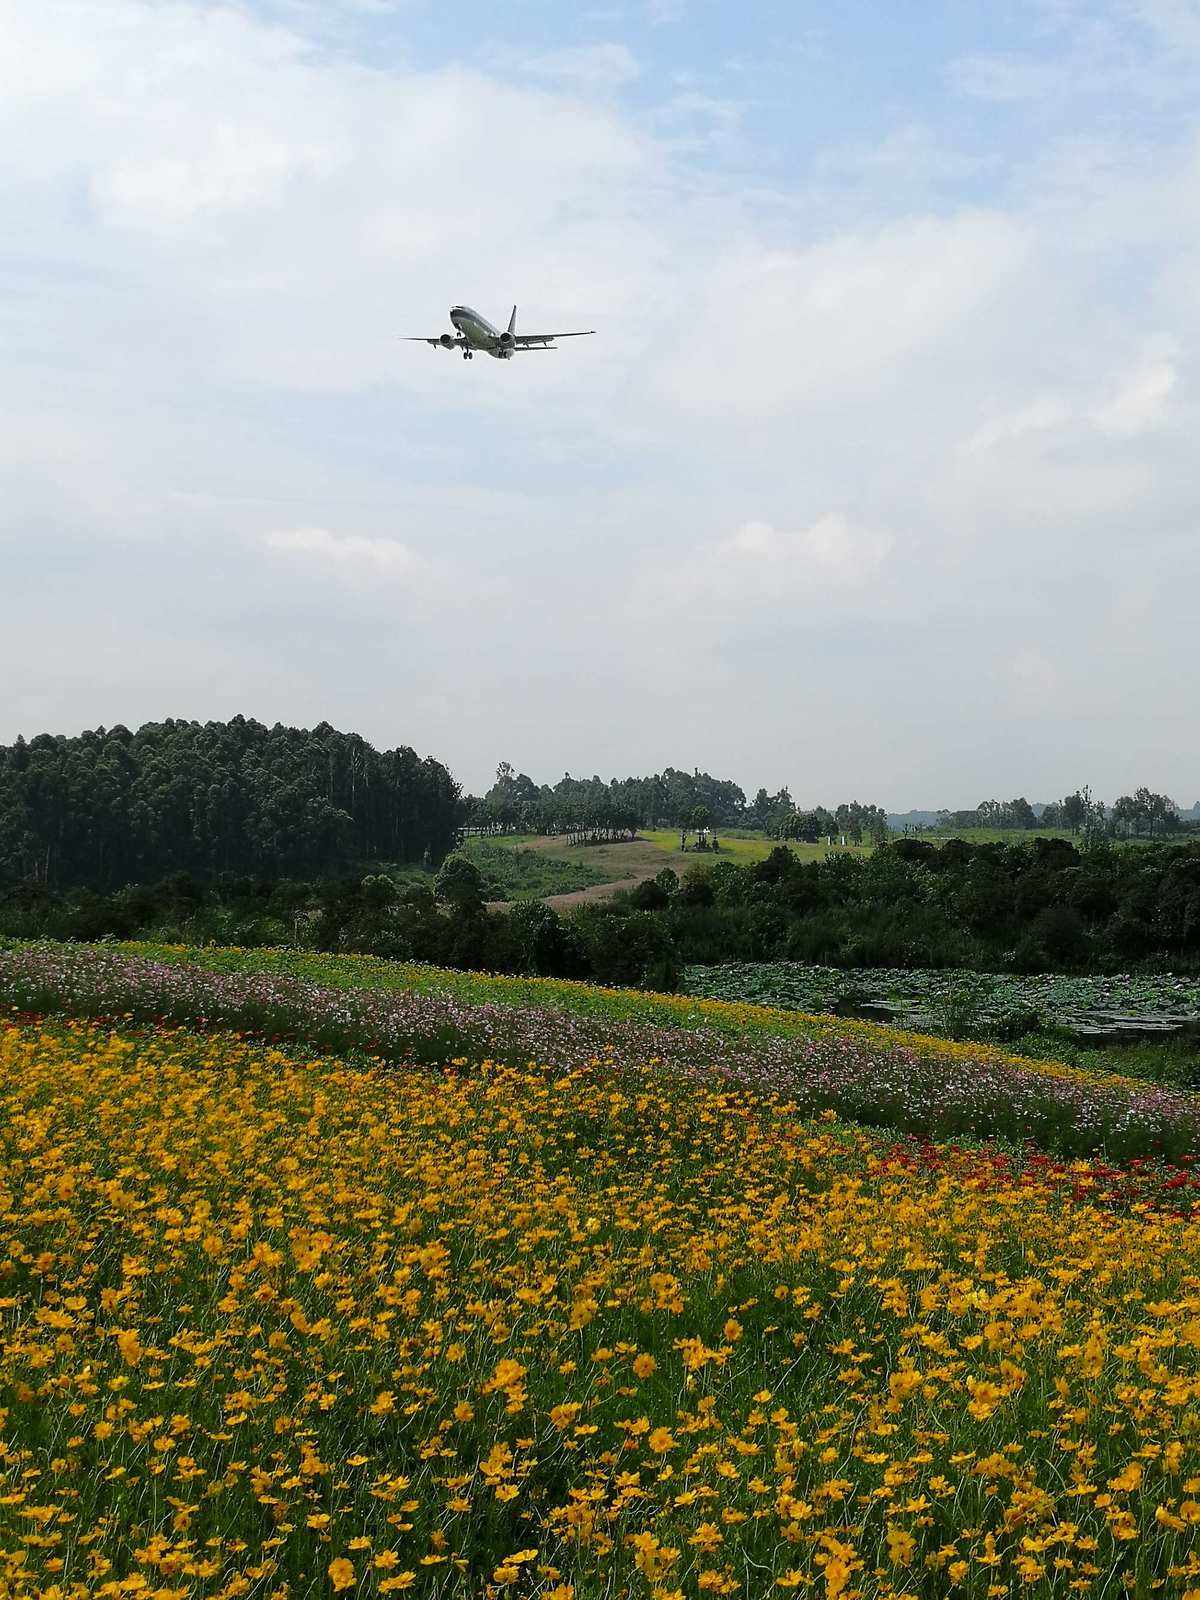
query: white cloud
960 350 1178 461
261 526 512 620
265 527 428 580
964 395 1073 455
724 516 893 587
1091 356 1177 434
634 515 894 628
661 211 1030 418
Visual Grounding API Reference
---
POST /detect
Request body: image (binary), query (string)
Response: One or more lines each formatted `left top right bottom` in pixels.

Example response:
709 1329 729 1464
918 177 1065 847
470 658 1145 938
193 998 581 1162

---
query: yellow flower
115 1329 143 1366
965 1377 1003 1421
886 1525 916 1567
328 1556 356 1591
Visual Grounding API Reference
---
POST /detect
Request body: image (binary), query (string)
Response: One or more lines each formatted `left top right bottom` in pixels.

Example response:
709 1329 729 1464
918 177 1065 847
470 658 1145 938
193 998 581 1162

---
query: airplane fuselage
450 306 514 359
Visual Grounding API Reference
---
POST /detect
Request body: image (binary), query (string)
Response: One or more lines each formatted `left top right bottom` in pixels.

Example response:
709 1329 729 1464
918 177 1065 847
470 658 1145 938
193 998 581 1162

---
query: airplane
404 304 595 360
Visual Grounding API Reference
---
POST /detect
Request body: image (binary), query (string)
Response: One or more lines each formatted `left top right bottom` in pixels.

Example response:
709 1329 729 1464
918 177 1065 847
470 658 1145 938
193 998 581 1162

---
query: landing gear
462 348 474 360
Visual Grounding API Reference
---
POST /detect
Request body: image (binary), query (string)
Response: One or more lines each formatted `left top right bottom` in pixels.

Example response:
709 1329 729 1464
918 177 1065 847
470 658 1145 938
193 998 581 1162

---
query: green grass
457 837 609 900
640 829 871 865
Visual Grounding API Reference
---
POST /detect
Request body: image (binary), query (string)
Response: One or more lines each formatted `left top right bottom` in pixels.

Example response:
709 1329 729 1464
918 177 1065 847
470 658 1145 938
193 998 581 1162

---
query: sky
2 0 1199 807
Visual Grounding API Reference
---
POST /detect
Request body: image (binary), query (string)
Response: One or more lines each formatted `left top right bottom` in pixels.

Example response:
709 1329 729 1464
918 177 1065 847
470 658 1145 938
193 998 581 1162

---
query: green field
642 828 872 864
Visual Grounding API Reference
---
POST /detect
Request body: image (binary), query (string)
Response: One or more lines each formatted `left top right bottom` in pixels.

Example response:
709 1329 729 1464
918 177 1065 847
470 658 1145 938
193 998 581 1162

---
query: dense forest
0 719 463 890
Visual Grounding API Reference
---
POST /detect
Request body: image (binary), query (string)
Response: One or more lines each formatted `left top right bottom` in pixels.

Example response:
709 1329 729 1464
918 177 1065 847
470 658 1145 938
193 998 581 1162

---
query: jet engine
439 333 456 348
498 330 515 354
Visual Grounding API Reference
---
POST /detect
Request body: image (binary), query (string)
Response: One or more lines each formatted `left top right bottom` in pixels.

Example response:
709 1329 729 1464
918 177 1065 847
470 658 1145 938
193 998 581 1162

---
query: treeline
772 800 889 844
641 835 1200 973
0 719 463 890
467 764 751 836
468 763 887 841
0 867 676 992
937 787 1193 838
6 835 1199 988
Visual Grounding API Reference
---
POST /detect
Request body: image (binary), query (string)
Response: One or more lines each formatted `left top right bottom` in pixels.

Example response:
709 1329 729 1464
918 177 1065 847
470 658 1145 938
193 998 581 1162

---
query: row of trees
937 787 1190 839
468 764 890 844
0 719 464 890
467 764 752 837
937 797 1044 831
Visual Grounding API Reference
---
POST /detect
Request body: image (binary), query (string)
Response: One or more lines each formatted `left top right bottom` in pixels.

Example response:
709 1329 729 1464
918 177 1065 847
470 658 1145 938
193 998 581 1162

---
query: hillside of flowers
3 941 1200 1161
2 1014 1200 1600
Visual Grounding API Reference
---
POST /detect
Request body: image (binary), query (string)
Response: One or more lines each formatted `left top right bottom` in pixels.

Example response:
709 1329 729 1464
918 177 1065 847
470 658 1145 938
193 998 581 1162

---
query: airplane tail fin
507 304 518 335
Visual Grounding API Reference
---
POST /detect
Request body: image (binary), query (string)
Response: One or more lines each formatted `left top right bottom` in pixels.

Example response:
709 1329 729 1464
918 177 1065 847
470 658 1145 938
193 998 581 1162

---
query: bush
1032 904 1089 964
629 877 672 911
574 908 679 990
508 902 585 977
677 865 715 907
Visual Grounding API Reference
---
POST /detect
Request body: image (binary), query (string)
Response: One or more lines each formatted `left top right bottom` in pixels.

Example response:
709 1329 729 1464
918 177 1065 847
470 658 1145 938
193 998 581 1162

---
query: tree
434 854 485 913
1061 790 1088 834
749 788 772 829
507 901 581 975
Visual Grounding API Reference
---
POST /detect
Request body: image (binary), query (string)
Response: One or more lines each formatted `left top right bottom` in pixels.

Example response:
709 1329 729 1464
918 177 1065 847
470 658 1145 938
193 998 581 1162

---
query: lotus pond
684 962 1200 1043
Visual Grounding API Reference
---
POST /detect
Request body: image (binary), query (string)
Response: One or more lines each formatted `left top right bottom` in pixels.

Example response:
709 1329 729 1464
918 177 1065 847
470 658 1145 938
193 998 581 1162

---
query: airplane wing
401 336 469 349
512 330 595 347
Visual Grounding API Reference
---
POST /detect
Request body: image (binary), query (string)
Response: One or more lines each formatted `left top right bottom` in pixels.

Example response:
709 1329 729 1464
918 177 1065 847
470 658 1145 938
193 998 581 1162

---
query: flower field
2 1015 1200 1600
3 942 1200 1161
